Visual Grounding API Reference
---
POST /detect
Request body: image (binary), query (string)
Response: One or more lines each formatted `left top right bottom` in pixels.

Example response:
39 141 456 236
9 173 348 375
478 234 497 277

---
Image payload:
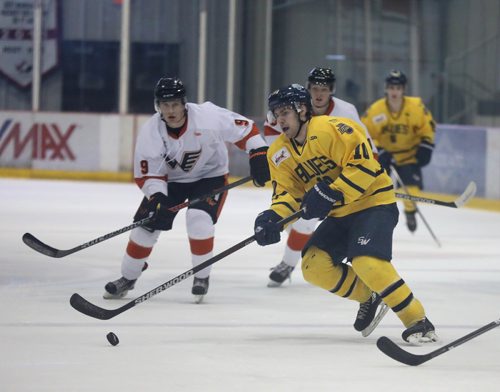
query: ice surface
1 178 499 391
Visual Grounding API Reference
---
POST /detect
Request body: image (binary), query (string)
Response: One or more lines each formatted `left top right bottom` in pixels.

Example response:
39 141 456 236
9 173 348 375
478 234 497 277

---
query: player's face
309 84 331 113
158 99 186 127
274 106 301 139
385 84 404 101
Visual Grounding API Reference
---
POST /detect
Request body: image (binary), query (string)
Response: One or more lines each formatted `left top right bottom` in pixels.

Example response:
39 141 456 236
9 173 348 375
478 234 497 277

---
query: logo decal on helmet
385 70 407 86
267 84 312 119
307 67 336 92
154 77 186 102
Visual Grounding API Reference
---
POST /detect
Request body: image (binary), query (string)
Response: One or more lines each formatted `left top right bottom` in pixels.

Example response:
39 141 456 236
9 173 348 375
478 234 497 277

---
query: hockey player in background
104 77 270 303
361 69 436 233
263 67 377 287
254 84 438 343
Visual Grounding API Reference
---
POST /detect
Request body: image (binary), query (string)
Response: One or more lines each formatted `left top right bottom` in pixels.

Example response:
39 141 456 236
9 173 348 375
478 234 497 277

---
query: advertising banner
0 111 100 170
0 0 59 88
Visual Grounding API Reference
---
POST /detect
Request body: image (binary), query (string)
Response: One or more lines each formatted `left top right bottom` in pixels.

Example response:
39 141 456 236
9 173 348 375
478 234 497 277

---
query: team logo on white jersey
165 149 202 171
372 113 387 124
272 147 290 167
234 119 250 127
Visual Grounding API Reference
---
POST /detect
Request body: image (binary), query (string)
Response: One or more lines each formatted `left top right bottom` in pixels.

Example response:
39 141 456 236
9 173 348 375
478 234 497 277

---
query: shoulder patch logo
272 147 290 167
373 113 387 124
337 123 353 134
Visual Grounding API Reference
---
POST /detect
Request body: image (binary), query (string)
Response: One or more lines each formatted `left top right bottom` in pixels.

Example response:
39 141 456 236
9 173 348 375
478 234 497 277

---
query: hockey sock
403 185 420 213
121 240 152 280
186 209 215 279
352 256 426 327
189 237 214 279
302 246 371 302
283 229 312 267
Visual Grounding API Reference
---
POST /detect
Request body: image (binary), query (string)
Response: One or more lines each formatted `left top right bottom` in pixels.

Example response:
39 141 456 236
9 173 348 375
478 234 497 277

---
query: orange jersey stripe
135 176 167 189
264 125 281 137
234 123 261 150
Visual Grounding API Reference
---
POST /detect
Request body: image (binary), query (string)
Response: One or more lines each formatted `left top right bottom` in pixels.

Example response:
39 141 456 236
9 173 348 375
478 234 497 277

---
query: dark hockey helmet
267 84 312 123
307 67 336 90
385 69 407 86
154 77 186 103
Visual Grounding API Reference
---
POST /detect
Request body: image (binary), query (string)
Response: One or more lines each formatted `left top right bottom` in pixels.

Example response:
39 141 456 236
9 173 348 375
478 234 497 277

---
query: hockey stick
70 210 303 320
394 181 476 208
377 317 500 366
22 176 253 258
390 165 441 247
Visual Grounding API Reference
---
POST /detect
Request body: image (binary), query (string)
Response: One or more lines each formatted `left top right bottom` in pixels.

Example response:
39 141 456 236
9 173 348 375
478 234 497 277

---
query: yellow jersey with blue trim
267 115 395 219
361 96 435 166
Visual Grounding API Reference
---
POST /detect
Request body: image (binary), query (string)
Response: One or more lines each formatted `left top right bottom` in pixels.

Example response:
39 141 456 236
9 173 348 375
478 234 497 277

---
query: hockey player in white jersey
263 67 377 287
104 77 270 303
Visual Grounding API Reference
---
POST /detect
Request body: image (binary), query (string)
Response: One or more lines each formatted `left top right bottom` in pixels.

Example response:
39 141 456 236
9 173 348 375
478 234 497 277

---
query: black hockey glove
301 182 340 220
254 209 282 246
377 148 393 171
135 192 176 231
416 140 434 167
249 146 270 187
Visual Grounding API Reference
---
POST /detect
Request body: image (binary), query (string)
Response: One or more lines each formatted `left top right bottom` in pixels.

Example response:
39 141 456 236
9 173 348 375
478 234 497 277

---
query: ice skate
402 317 439 345
103 277 136 299
354 292 389 337
405 210 417 232
268 261 294 287
192 277 209 304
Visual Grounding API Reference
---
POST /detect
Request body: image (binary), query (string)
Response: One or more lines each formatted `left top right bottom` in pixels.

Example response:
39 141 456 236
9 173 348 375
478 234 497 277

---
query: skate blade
102 290 128 300
362 304 390 337
193 294 205 304
267 280 284 288
407 331 440 346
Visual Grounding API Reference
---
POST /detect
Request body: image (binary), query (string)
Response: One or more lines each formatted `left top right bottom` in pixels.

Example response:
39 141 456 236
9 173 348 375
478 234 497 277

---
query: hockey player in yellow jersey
264 67 379 287
361 70 436 232
254 84 438 344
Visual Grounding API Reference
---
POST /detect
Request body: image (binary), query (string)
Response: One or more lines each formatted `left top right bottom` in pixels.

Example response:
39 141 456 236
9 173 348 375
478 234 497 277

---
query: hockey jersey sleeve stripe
264 125 281 137
135 176 167 189
338 173 366 194
271 201 297 215
369 184 394 196
346 163 384 178
420 140 434 149
234 123 261 150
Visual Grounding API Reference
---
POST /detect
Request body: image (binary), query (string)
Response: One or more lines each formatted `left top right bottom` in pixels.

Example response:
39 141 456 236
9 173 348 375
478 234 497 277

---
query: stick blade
22 233 65 258
376 336 428 366
454 181 477 208
70 293 117 320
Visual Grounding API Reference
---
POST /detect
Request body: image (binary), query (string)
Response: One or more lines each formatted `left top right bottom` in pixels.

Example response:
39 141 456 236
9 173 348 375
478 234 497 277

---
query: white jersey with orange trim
134 101 267 198
264 96 377 155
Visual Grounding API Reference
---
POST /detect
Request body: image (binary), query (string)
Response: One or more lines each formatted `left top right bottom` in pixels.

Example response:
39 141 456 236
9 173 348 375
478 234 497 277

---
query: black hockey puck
106 332 119 346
